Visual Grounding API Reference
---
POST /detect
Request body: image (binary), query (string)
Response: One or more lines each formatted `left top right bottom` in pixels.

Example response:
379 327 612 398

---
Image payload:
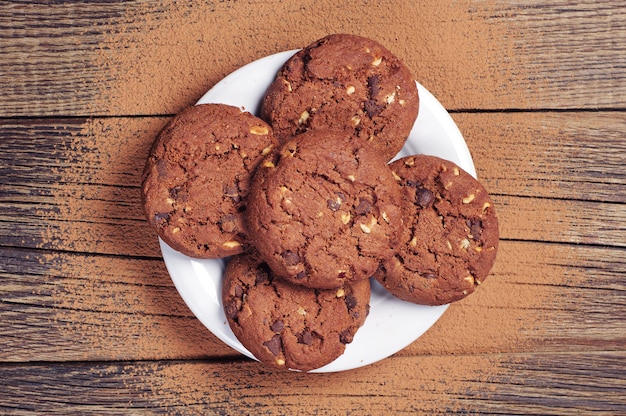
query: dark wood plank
0 352 624 414
1 1 625 117
0 117 166 188
3 111 624 198
0 1 138 117
3 181 624 257
1 114 624 257
1 240 624 362
3 192 625 258
0 246 236 362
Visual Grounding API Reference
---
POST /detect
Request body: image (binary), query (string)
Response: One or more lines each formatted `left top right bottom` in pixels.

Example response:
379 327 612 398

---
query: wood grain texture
1 240 624 362
455 111 626 203
1 1 625 117
0 353 624 415
3 187 625 256
2 118 625 412
1 0 625 414
1 114 624 256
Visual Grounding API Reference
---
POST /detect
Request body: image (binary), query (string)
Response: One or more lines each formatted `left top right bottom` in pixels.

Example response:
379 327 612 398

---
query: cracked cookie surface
222 253 370 372
246 129 404 289
141 103 277 258
260 33 419 162
374 155 499 305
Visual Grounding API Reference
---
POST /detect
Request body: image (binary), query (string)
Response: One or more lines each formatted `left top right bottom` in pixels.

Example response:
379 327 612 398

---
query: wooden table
2 1 625 414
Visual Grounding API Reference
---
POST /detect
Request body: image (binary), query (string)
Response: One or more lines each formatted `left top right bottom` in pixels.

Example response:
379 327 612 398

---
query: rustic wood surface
1 0 625 414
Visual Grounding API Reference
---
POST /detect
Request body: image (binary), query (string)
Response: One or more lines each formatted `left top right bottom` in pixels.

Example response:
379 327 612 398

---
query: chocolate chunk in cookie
223 253 370 372
260 34 419 162
374 155 499 305
141 103 278 258
246 129 404 289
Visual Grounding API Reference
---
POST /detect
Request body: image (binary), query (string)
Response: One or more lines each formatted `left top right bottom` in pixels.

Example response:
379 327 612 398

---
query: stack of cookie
141 34 499 372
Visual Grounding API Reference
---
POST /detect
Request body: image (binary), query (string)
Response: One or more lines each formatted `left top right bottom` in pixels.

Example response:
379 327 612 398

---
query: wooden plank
2 180 624 256
0 117 167 188
0 185 161 257
412 240 626 356
1 113 624 256
2 112 624 201
494 195 626 247
455 111 626 203
1 1 625 117
0 1 135 117
0 352 624 414
1 240 624 362
0 246 236 362
496 0 626 110
0 116 167 256
3 111 624 199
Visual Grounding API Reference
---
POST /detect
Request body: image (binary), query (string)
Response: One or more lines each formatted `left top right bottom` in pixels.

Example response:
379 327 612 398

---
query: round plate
159 50 476 373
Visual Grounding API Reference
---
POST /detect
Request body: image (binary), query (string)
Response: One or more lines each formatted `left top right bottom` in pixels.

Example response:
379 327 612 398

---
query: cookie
260 34 419 162
374 155 499 305
223 253 370 372
141 103 278 258
246 128 404 289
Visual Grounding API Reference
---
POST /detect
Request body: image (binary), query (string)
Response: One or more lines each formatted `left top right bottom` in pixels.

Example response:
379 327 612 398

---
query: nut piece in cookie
374 155 499 305
222 253 371 372
246 128 404 289
141 103 278 258
260 33 419 162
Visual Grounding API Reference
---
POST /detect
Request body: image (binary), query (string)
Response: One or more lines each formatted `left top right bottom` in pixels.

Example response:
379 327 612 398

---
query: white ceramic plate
159 50 476 373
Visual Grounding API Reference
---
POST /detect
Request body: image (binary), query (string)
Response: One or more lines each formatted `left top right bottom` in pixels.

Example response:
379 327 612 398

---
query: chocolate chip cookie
374 155 499 305
260 34 419 162
141 103 278 258
223 253 371 372
246 128 404 289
